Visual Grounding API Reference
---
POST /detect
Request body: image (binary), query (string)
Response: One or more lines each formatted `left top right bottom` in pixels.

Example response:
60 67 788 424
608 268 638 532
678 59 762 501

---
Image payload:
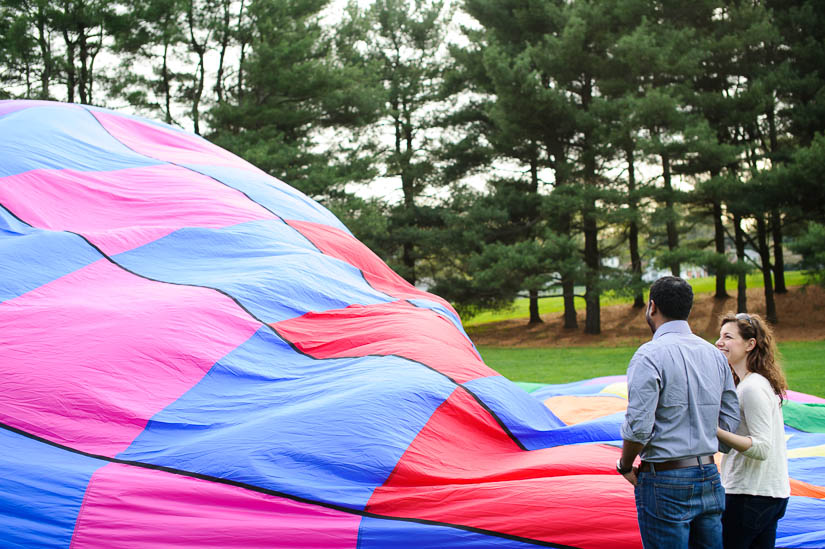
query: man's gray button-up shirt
621 320 740 462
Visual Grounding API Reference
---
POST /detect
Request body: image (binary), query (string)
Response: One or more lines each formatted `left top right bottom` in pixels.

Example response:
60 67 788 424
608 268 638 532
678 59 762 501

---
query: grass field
464 271 811 326
478 339 825 398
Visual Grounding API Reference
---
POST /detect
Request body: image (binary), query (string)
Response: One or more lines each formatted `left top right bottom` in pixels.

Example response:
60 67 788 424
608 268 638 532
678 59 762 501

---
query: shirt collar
653 320 692 340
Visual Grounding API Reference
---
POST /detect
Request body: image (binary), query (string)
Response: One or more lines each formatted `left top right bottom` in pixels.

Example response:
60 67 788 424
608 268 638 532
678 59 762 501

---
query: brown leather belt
639 455 714 473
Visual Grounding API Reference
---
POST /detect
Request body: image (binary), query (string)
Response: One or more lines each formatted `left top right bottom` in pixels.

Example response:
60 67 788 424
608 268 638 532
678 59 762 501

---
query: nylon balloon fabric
0 100 634 548
0 100 820 548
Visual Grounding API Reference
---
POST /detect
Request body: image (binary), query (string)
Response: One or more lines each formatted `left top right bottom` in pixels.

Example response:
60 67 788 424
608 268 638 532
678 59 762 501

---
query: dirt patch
466 285 825 347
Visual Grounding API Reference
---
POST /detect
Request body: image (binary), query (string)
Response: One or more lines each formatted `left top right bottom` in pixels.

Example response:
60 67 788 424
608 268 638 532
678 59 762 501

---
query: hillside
466 285 825 347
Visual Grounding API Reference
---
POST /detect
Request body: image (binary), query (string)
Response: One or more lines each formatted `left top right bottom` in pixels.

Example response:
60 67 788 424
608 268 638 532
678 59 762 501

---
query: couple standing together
618 276 790 549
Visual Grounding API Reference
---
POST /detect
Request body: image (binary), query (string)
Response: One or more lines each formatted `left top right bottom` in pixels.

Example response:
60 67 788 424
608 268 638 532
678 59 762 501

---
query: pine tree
338 0 453 285
106 0 186 123
208 0 378 202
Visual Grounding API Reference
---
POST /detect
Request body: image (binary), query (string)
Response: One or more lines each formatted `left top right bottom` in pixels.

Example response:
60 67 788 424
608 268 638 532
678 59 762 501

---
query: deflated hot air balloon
1 100 822 548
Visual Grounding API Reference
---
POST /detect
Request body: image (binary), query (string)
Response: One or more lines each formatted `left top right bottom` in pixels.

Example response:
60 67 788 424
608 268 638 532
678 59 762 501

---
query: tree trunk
86 37 99 105
237 0 247 101
581 77 599 335
528 289 542 324
629 220 645 308
78 29 88 104
627 146 644 308
734 213 747 313
215 0 231 103
562 278 577 330
24 52 33 97
401 241 415 284
549 142 577 329
662 152 679 276
583 206 600 334
36 3 51 99
395 96 416 284
766 96 786 295
193 56 204 134
559 204 577 329
527 158 542 325
772 209 787 293
162 40 172 124
756 215 778 324
713 199 728 299
584 287 600 334
187 1 207 135
399 169 416 282
62 29 76 103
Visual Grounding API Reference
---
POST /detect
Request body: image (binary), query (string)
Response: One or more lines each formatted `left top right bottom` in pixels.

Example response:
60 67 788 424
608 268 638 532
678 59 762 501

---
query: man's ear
648 300 657 316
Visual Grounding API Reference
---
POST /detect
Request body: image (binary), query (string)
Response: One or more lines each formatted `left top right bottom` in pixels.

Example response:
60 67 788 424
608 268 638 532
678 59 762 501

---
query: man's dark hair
649 276 693 320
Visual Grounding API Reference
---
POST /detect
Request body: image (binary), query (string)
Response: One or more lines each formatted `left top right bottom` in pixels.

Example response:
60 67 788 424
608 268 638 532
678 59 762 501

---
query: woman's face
716 322 754 366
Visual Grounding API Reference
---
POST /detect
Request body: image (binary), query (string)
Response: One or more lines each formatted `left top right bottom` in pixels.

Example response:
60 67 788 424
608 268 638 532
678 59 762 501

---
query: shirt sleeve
740 380 775 461
621 349 659 444
718 358 740 435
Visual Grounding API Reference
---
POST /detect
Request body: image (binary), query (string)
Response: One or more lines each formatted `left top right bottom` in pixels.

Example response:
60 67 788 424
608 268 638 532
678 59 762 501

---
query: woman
715 312 790 549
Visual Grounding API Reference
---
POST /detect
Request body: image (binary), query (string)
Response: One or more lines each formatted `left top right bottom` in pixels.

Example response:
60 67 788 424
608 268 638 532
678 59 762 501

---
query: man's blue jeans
634 463 725 549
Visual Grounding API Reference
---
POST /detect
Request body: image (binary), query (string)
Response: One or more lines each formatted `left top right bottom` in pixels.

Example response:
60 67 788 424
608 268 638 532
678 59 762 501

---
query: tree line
2 0 824 333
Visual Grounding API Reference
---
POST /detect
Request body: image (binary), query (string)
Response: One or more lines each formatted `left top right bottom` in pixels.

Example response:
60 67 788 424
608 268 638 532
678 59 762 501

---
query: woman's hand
717 427 753 453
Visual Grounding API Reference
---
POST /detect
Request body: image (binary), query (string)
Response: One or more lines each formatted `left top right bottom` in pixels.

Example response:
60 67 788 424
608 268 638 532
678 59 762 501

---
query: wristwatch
616 458 633 475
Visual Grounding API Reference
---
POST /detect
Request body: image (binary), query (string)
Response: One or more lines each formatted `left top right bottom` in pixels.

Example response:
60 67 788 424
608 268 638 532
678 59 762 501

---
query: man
618 276 739 548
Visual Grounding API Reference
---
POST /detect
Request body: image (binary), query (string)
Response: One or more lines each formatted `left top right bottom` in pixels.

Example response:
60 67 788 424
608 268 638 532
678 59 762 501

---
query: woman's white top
721 372 791 498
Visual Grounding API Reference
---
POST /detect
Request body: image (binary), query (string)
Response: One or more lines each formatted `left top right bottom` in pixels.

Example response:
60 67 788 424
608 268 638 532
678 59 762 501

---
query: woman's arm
737 379 776 460
717 427 753 453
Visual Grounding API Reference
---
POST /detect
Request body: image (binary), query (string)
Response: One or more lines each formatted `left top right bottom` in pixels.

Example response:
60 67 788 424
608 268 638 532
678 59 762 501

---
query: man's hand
621 466 638 486
618 440 644 486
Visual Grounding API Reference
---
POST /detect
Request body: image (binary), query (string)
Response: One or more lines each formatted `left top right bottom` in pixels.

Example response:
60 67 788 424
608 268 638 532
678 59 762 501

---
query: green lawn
779 341 825 398
478 339 825 398
477 345 631 384
464 271 811 326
